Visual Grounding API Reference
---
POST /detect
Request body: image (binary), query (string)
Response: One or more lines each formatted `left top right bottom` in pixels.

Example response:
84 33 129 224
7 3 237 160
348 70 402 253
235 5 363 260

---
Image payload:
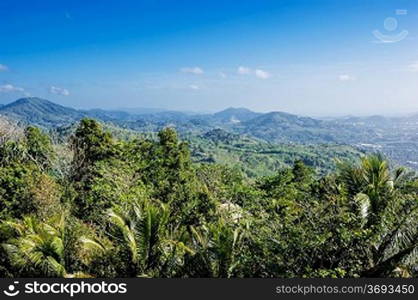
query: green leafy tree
69 119 116 219
24 126 54 170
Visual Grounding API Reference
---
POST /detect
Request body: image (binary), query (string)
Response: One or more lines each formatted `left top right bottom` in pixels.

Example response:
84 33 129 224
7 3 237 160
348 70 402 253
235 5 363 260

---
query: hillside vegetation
188 129 363 177
0 118 417 278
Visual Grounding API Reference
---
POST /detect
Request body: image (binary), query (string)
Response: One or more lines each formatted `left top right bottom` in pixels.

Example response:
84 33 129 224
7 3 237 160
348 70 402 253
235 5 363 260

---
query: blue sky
1 0 418 116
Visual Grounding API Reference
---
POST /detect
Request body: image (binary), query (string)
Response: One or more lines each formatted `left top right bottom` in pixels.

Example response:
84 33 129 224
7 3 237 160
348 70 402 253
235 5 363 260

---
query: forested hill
1 97 417 170
0 97 83 127
212 107 262 123
188 128 364 177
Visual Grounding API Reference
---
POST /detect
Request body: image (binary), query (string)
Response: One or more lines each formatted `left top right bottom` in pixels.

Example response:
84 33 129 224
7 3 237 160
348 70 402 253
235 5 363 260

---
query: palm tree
2 215 66 277
1 214 97 277
184 219 244 277
338 154 418 277
105 199 190 277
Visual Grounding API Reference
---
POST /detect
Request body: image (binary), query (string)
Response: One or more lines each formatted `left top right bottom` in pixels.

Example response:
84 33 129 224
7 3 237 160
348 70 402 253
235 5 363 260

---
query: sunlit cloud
237 66 251 75
49 86 70 96
180 67 204 75
189 84 199 90
255 69 270 79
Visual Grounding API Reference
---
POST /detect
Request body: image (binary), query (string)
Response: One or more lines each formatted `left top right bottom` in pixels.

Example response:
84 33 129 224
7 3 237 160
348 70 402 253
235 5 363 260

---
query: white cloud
339 74 356 81
189 84 199 90
219 72 227 78
408 61 418 72
237 66 271 79
255 69 270 79
0 64 8 72
0 84 24 93
180 67 204 75
237 66 251 75
49 86 70 96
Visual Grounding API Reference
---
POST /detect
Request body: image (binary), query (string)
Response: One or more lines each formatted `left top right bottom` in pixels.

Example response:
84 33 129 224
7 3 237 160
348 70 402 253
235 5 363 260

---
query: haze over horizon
1 0 418 116
1 96 418 119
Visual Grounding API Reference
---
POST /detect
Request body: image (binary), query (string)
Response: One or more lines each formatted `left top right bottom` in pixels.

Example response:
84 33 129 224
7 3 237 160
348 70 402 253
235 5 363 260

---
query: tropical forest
0 98 417 278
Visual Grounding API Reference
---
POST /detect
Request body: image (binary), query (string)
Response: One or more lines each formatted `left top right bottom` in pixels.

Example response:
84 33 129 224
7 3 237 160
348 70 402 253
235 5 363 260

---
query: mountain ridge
1 97 417 170
213 107 262 123
0 97 84 127
1 97 416 125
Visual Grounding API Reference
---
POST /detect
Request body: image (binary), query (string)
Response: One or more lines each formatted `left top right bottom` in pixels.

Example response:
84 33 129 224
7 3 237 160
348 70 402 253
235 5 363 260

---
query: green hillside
187 129 364 177
0 97 83 127
0 118 417 278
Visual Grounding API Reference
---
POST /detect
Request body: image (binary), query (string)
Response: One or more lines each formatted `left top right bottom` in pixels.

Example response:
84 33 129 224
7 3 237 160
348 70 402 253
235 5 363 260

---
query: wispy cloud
237 66 251 75
219 72 227 78
255 69 270 79
408 61 418 72
49 86 70 96
0 84 24 93
338 74 356 81
189 84 199 90
237 66 271 79
180 67 204 75
0 64 9 72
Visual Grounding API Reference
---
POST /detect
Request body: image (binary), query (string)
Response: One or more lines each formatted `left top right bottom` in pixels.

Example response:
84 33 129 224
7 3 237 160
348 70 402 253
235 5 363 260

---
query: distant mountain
0 97 84 127
82 109 136 122
116 107 167 115
243 111 322 128
331 115 394 128
203 128 241 144
1 97 417 170
403 113 418 123
213 107 261 123
0 98 358 144
142 111 192 123
237 111 337 143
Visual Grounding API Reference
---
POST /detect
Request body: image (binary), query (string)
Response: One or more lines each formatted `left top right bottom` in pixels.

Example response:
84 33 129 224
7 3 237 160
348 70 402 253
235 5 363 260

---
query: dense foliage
0 118 417 278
